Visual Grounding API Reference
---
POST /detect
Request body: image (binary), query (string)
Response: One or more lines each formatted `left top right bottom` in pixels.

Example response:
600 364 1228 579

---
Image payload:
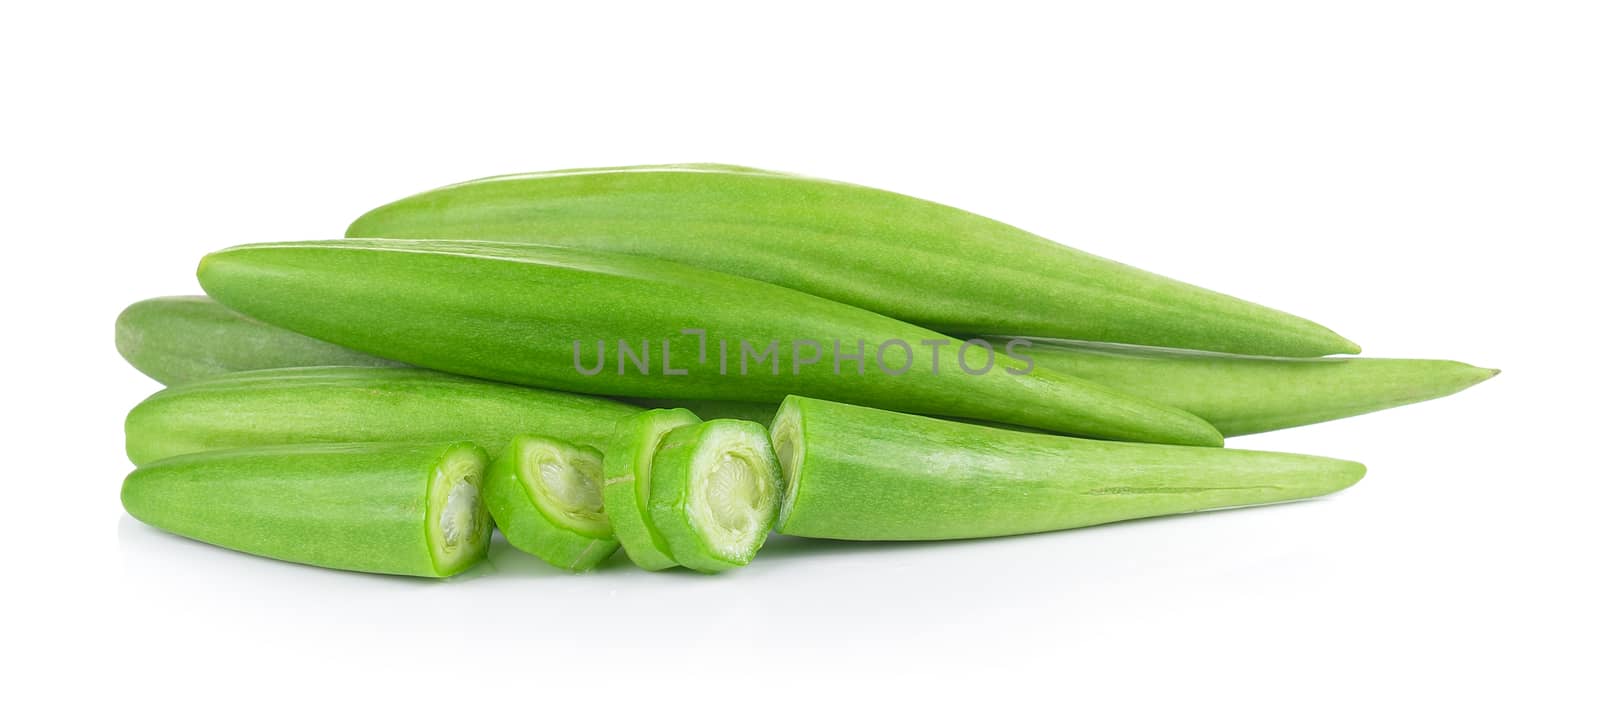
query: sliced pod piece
601 408 702 570
648 420 781 574
120 441 492 578
486 435 618 572
124 366 639 465
771 396 1368 541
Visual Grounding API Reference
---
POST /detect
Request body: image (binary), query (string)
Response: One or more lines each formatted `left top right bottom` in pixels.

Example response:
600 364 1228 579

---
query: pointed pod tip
1337 460 1368 491
195 245 249 281
1332 335 1362 356
345 207 382 237
195 250 227 296
1454 363 1501 390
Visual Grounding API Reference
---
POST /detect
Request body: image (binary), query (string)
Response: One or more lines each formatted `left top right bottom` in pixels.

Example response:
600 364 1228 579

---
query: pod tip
1340 460 1368 490
1457 364 1501 389
345 208 380 237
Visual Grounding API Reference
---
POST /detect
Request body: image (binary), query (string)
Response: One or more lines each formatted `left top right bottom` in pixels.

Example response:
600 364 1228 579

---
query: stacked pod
112 163 1497 579
116 296 1495 438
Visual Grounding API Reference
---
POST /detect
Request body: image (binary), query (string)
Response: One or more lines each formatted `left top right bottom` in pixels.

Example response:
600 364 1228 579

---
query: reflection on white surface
112 498 1353 648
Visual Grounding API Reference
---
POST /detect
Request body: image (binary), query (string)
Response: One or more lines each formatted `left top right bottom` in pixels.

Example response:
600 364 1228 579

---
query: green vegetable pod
197 239 1223 447
648 420 782 573
115 295 782 424
485 435 617 571
601 408 702 570
1003 338 1499 436
121 441 492 578
347 163 1356 357
116 297 1493 441
116 295 402 385
124 366 639 465
770 396 1366 541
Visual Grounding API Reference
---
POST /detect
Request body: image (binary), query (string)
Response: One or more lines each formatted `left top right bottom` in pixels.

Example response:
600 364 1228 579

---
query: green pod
600 408 702 570
347 164 1356 357
771 396 1366 541
114 296 1495 438
648 420 782 574
121 442 492 578
115 295 403 384
197 239 1223 446
1002 338 1499 436
125 366 639 465
115 295 784 423
485 435 618 572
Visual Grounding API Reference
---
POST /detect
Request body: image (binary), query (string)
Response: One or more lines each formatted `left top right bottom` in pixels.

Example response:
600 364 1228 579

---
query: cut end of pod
649 420 781 574
122 442 495 578
770 399 806 533
601 408 703 570
426 443 494 577
485 435 619 572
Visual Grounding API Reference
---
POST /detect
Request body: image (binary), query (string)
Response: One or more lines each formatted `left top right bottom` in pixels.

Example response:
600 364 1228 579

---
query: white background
3 2 1596 701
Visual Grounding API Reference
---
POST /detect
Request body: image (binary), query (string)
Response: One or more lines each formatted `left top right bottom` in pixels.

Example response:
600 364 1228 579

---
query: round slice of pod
601 408 703 570
647 420 782 574
485 435 617 572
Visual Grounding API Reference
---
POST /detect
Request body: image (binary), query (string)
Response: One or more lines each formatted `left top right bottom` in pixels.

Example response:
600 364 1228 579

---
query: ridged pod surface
114 297 1492 438
121 442 492 577
1001 338 1499 436
115 295 402 384
348 164 1356 357
113 295 783 424
124 366 639 464
771 396 1366 541
197 239 1223 446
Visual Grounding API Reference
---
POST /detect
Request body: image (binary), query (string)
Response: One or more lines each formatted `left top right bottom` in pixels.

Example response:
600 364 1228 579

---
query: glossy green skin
115 295 403 384
125 366 639 465
1004 338 1499 436
484 436 618 572
119 293 1485 443
121 442 489 577
648 420 781 574
197 239 1222 446
347 164 1357 357
115 296 1492 438
600 409 701 570
773 396 1366 541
